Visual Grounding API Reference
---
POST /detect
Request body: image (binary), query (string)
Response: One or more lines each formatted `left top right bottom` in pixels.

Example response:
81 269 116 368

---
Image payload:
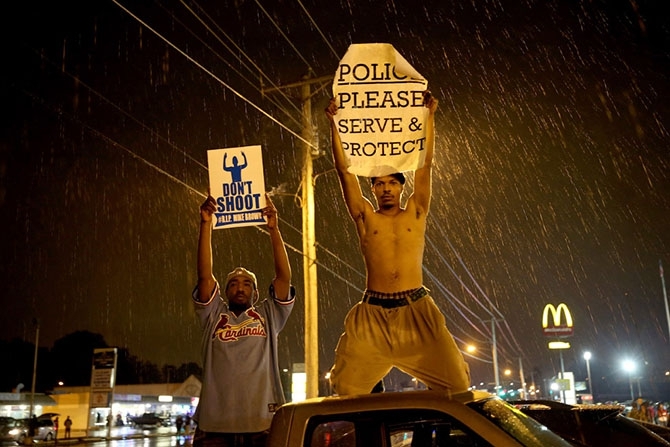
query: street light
583 351 593 398
463 340 499 393
622 359 636 401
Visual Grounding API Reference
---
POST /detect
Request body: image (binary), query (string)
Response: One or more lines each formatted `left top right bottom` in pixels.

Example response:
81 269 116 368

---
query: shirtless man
325 92 470 395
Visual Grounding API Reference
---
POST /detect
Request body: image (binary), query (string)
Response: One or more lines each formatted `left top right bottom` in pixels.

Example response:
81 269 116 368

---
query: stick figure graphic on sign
207 145 267 229
223 152 248 182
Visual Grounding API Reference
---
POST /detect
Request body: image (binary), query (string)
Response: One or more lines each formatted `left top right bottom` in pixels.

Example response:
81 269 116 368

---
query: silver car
0 417 26 444
269 389 572 447
16 417 56 443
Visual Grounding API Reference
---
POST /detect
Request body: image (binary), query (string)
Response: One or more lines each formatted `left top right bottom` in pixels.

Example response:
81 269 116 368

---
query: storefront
39 375 201 432
0 392 56 419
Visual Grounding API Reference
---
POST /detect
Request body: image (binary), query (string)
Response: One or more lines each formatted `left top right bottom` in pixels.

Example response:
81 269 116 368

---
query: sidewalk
52 426 192 445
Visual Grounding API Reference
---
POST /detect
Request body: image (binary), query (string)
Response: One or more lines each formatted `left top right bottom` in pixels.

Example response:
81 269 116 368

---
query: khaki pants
329 293 470 395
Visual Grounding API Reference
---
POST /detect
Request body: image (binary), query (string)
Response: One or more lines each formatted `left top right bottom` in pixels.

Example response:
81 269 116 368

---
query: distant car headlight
9 428 21 435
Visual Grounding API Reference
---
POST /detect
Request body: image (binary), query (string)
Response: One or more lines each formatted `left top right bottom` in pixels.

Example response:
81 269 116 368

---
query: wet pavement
47 427 192 445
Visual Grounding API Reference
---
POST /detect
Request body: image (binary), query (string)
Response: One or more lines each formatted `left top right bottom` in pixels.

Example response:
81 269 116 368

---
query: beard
229 300 250 313
379 195 396 209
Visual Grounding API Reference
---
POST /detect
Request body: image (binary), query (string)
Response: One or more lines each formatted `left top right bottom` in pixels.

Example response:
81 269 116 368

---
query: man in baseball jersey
193 192 294 447
324 92 470 396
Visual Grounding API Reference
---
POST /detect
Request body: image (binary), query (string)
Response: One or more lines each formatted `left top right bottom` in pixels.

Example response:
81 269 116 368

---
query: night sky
1 0 669 399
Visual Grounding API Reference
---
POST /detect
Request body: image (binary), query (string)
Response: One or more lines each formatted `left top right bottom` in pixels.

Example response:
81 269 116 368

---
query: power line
17 86 202 196
57 0 519 369
112 0 316 151
425 269 490 339
173 0 304 125
433 230 506 320
295 0 340 61
15 73 361 303
426 236 495 318
252 0 315 74
20 43 207 171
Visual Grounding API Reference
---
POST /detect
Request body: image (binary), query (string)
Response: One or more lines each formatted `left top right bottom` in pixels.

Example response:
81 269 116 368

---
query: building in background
0 392 56 419
38 375 201 433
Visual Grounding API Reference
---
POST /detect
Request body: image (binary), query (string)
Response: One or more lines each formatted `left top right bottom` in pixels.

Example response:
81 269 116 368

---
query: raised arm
412 91 437 214
197 192 217 301
263 193 292 301
325 99 371 222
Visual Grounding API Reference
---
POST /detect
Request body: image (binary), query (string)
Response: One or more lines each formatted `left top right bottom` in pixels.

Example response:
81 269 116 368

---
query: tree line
0 330 202 392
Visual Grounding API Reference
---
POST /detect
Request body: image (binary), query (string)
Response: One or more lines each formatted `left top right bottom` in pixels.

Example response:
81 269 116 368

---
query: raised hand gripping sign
207 145 267 229
332 43 429 178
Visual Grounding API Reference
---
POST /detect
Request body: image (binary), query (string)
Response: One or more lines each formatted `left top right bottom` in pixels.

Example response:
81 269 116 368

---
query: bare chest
362 211 425 248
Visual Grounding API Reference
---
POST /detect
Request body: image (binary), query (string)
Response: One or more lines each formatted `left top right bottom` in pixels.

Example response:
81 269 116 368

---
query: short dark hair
370 172 406 185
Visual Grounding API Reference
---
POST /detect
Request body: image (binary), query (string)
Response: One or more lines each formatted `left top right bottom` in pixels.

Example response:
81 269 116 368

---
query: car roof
269 390 568 447
37 413 59 419
280 389 491 412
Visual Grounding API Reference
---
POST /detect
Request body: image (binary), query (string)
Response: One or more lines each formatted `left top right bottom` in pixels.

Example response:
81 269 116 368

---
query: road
50 426 191 446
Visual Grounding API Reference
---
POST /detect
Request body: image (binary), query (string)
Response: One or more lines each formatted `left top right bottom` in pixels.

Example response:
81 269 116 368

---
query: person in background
63 416 72 439
185 414 192 434
192 192 295 447
28 415 37 438
324 92 470 396
657 402 668 427
628 398 650 422
647 400 657 424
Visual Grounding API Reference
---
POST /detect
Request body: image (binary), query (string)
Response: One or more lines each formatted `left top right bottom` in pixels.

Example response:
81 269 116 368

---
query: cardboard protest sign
332 43 429 178
207 145 266 229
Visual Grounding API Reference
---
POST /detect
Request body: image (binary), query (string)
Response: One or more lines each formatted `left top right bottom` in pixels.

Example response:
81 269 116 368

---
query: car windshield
515 402 670 447
303 396 574 447
468 397 572 447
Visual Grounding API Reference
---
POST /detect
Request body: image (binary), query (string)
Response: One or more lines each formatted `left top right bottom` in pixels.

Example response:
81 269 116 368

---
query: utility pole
491 319 500 393
483 318 503 394
25 318 39 445
300 79 318 399
518 357 527 400
263 74 331 398
530 370 537 399
29 319 39 419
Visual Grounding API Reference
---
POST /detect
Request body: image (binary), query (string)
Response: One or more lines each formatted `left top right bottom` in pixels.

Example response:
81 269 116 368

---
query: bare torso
357 201 426 292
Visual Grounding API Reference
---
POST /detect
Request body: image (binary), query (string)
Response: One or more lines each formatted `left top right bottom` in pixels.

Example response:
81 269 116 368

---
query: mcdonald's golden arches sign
542 303 574 337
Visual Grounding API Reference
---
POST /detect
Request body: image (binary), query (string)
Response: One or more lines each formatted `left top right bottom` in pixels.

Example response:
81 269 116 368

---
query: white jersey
192 281 295 433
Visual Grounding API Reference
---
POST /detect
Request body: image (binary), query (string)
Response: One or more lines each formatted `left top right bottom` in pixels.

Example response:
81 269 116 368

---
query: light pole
622 359 636 401
548 341 570 403
636 377 642 397
559 349 566 403
29 319 40 420
583 351 593 399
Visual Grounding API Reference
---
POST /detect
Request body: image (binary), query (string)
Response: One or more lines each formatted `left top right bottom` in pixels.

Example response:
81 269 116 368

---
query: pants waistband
362 287 428 308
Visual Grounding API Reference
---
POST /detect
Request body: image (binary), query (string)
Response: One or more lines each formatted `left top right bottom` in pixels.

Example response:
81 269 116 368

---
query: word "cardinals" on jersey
212 308 267 342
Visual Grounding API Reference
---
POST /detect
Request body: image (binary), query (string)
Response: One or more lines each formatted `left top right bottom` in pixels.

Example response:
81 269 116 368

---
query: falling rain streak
1 0 669 397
